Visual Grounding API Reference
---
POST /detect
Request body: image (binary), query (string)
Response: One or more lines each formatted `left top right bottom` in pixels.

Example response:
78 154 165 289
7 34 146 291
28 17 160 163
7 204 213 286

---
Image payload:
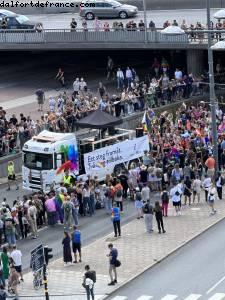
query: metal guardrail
0 28 193 44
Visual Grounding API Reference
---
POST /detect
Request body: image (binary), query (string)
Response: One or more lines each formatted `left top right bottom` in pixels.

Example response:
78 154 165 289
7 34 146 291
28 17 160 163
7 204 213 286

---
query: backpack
64 203 72 216
88 270 96 283
5 219 13 230
116 189 123 198
143 203 150 214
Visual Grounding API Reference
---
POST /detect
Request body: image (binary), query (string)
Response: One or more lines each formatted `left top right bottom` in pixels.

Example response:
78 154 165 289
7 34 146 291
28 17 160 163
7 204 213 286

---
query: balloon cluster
56 144 78 174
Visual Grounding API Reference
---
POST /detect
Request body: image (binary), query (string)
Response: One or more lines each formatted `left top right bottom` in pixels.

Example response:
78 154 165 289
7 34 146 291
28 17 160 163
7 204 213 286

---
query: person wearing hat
7 161 18 191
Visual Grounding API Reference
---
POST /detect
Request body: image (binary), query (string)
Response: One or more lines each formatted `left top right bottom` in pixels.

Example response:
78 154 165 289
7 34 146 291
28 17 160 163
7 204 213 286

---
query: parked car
0 9 37 29
79 0 138 20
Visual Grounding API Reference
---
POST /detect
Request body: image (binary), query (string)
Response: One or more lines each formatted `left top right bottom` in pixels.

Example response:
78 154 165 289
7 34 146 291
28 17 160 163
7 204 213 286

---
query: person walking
7 161 19 191
107 243 118 286
216 172 224 200
111 203 121 238
202 174 212 202
62 231 72 266
83 265 96 300
183 176 192 206
8 266 19 300
114 180 123 212
142 200 154 233
161 189 169 217
207 183 217 215
154 201 166 234
72 226 82 263
10 246 23 282
0 247 9 286
134 192 143 219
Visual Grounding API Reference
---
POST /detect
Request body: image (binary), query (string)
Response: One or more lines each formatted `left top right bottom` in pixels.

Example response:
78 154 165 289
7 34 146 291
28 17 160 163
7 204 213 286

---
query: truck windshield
23 151 53 170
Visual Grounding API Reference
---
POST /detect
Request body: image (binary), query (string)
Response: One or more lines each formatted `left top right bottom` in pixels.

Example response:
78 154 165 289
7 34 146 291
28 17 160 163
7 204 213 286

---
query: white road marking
161 295 178 300
208 294 225 300
184 294 202 300
206 276 225 294
136 296 153 300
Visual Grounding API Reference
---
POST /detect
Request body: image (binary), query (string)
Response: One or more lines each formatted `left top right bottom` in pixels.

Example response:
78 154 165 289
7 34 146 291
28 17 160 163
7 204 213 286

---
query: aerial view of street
0 0 225 299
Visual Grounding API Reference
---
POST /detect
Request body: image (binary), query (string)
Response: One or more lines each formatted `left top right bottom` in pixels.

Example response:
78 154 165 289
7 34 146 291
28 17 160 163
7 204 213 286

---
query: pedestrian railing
0 28 211 44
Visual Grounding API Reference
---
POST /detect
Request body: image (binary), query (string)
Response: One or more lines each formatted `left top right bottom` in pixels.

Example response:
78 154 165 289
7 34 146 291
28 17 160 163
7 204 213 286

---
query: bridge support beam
186 49 205 76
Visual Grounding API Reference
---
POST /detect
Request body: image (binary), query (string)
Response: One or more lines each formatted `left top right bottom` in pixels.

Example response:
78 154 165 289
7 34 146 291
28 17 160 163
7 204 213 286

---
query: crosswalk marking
136 296 153 300
208 294 225 300
184 294 202 300
161 295 178 300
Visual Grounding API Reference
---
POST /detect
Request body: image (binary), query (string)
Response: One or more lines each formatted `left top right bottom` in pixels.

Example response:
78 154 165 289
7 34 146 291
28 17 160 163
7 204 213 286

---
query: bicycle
33 268 43 290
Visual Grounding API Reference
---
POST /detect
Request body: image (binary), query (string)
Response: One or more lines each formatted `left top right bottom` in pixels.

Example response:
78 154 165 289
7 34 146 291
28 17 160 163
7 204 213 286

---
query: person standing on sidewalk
142 200 154 233
202 174 212 202
207 184 217 215
62 231 72 267
83 265 96 300
107 243 118 286
154 201 166 234
216 172 224 200
10 246 23 282
161 189 169 217
28 201 38 239
72 226 82 263
135 192 143 219
6 161 19 191
111 203 121 238
170 182 182 216
192 175 202 203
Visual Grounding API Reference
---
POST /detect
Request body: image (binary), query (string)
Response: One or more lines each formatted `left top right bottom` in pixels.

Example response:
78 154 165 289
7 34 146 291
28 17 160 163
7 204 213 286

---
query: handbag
114 259 121 268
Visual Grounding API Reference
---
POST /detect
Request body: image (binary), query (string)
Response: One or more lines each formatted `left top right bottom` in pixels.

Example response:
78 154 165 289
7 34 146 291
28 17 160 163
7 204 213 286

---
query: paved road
107 217 225 300
3 183 162 271
28 8 218 29
8 0 225 15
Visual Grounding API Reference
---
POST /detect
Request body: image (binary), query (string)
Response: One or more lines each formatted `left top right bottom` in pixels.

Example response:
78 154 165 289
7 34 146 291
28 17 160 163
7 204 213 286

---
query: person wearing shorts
72 226 81 263
170 183 182 216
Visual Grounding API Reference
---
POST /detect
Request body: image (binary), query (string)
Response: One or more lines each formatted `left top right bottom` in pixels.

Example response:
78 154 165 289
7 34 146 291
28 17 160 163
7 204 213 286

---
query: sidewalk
19 195 225 299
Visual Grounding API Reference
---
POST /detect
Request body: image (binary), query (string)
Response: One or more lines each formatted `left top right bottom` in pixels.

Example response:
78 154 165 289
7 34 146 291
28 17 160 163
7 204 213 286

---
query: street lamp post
206 0 219 174
143 0 147 43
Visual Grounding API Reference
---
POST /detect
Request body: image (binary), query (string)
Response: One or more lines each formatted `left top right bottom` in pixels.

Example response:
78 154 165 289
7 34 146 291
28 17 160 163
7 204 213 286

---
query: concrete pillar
186 49 205 76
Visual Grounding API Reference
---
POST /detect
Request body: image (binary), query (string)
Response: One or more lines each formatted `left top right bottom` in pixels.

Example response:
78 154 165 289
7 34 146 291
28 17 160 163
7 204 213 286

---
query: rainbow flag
142 111 152 133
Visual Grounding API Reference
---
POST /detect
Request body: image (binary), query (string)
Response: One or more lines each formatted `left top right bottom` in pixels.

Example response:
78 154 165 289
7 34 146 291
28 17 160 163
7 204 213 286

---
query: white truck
22 129 149 192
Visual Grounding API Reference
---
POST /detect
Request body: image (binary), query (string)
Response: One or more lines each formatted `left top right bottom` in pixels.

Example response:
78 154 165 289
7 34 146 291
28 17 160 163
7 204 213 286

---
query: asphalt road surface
27 8 218 29
8 0 225 15
107 218 225 300
2 182 162 271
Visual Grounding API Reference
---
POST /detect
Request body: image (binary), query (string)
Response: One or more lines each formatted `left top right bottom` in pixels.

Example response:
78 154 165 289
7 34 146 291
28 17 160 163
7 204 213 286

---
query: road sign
30 244 45 272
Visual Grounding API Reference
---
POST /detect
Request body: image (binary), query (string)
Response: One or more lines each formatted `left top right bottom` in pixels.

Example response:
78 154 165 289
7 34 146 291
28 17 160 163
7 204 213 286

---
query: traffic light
44 246 53 265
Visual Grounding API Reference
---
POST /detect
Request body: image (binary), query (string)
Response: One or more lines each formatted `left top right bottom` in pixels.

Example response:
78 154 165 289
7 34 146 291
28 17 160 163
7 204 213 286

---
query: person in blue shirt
107 243 118 286
135 192 144 219
72 226 82 263
111 203 121 238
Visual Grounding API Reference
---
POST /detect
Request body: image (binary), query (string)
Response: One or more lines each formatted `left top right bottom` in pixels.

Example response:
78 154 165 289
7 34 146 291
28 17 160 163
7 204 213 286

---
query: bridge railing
0 28 209 44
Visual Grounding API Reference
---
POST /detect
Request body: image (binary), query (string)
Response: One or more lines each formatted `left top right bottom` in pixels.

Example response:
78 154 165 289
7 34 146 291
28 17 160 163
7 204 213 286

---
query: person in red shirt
205 154 215 179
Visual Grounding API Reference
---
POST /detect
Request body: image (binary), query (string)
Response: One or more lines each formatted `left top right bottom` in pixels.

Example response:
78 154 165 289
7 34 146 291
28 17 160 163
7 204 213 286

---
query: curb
100 214 225 300
0 174 22 188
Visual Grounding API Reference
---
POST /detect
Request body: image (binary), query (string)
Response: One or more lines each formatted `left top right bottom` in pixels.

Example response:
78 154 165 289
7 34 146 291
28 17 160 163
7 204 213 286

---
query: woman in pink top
45 195 57 225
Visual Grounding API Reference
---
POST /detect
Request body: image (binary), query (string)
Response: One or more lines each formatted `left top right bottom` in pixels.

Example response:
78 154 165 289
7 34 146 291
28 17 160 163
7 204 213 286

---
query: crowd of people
68 17 225 42
0 98 225 298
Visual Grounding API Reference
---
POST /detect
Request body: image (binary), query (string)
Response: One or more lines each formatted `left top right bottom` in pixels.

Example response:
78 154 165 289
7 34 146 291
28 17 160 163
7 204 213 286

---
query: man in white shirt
202 174 212 202
73 78 80 96
125 67 133 88
174 68 183 81
11 245 23 282
116 68 124 89
170 182 182 215
141 183 150 202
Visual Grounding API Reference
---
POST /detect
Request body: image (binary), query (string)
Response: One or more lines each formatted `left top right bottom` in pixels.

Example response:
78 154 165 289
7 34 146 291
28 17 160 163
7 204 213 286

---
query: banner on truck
84 135 149 175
